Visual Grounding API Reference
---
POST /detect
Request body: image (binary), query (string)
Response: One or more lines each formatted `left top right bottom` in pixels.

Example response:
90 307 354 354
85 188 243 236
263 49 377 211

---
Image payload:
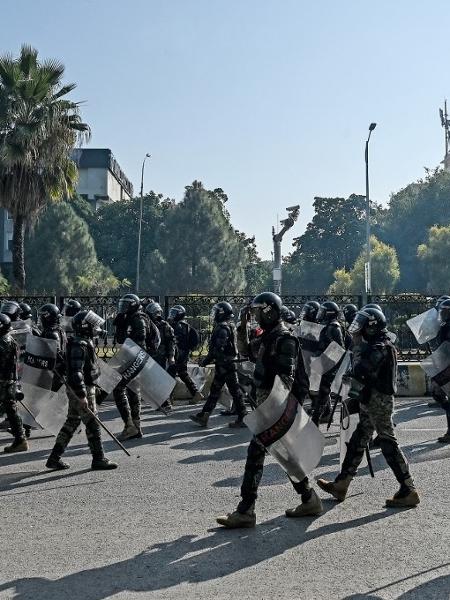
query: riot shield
338 412 367 468
297 321 324 377
18 383 69 436
421 341 450 394
61 315 74 333
309 341 346 392
97 359 122 394
330 351 352 396
407 308 440 345
22 335 58 390
188 364 208 393
10 319 32 350
218 386 233 410
244 376 324 482
108 338 176 409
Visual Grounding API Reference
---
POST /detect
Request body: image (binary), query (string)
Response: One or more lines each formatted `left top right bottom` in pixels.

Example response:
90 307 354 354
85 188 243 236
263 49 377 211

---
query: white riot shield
108 338 176 409
297 321 324 377
18 383 69 436
309 341 346 393
10 319 31 350
407 308 440 345
244 376 324 482
22 335 58 390
330 351 352 396
338 412 368 469
97 359 122 394
421 341 450 394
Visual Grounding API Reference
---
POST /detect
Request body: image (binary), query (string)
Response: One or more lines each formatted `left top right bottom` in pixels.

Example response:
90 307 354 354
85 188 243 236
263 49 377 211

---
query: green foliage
328 236 400 294
283 194 376 292
417 225 450 292
0 45 89 289
244 260 272 295
379 168 450 290
25 201 119 294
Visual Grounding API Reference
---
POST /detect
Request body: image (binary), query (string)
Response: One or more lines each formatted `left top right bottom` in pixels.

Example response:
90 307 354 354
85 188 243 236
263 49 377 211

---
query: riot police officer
217 292 322 529
281 305 297 331
430 298 450 442
38 303 67 392
317 307 420 508
113 294 160 440
46 310 117 471
0 314 28 453
146 301 176 411
311 301 345 425
64 299 82 317
191 302 247 428
18 303 40 336
1 301 21 322
167 305 203 404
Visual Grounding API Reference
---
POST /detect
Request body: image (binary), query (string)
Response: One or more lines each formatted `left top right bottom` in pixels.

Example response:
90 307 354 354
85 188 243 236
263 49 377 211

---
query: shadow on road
0 510 395 600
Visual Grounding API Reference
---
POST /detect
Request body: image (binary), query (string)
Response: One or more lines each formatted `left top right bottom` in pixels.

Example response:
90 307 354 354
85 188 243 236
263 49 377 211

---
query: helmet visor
84 310 105 329
348 312 368 336
118 299 132 313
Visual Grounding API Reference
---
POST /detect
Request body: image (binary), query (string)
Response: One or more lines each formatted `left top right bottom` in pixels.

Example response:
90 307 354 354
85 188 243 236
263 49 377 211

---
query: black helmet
349 308 387 339
64 299 82 317
363 303 383 313
145 301 163 321
435 295 450 310
0 313 11 336
317 301 340 323
439 298 450 324
19 303 32 320
39 303 60 327
211 301 234 323
118 293 140 314
300 301 320 322
168 304 186 321
343 304 358 326
251 292 282 328
281 305 297 325
72 310 105 338
1 301 21 321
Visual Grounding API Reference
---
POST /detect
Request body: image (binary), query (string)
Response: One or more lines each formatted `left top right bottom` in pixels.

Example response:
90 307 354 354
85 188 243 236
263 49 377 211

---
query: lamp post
272 205 300 295
365 123 376 300
136 153 151 293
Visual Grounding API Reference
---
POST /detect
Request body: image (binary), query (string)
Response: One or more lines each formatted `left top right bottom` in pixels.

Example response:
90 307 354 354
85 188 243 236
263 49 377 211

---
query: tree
417 225 450 292
328 236 400 294
88 192 174 293
379 168 450 290
160 181 248 293
0 45 89 290
25 201 120 294
283 194 377 292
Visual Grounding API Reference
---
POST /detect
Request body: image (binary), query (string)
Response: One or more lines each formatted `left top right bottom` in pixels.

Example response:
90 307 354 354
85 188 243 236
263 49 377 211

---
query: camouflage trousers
340 389 414 486
201 364 246 418
50 385 104 460
113 381 140 426
0 381 24 442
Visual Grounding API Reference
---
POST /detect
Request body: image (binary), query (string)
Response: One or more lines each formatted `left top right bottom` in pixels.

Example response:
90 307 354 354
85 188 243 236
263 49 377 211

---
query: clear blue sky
3 0 450 257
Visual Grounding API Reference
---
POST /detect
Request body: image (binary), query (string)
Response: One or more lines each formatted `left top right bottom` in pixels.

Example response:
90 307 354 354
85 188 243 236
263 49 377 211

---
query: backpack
187 324 200 351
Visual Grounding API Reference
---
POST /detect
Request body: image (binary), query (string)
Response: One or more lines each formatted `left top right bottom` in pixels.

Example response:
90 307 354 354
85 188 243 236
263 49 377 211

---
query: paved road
0 398 449 600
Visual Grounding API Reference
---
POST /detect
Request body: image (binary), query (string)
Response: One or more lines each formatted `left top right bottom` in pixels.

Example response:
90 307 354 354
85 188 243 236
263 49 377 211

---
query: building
0 148 133 265
72 148 134 209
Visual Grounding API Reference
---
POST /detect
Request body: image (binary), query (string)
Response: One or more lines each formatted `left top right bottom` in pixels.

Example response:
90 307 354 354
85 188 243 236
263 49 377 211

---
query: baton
366 444 375 478
16 397 40 425
327 393 341 431
53 366 131 457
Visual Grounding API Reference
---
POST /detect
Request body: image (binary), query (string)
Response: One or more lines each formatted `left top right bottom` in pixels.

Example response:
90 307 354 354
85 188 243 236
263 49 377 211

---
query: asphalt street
0 397 449 600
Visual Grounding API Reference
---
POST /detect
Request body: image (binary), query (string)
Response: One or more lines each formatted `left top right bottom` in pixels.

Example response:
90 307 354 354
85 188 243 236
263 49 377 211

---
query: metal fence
0 293 441 361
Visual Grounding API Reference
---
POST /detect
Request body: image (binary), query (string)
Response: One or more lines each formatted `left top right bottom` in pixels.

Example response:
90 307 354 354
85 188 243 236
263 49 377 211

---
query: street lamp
272 205 300 295
365 123 376 299
136 153 151 293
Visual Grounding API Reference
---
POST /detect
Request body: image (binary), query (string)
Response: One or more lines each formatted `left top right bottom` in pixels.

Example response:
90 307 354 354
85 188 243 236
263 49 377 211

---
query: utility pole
272 205 300 295
439 100 450 166
136 153 151 293
365 123 377 302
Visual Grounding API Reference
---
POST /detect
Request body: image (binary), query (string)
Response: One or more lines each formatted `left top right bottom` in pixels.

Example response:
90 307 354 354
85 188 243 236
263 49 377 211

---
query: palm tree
0 45 90 290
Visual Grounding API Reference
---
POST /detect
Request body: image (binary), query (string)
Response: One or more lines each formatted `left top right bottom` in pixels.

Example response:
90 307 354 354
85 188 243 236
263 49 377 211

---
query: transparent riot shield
421 341 450 395
18 383 69 436
244 376 324 482
297 321 324 377
61 316 74 334
108 338 176 409
407 308 440 345
22 335 58 390
330 351 352 396
188 364 208 392
218 386 233 410
309 341 346 392
97 359 122 394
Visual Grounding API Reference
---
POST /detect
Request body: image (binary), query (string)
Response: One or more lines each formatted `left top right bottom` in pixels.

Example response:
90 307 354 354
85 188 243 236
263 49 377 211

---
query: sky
2 0 450 257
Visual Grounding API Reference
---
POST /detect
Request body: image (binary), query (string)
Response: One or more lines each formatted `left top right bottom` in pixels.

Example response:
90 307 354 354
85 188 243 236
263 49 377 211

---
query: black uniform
237 322 308 511
40 324 67 392
49 336 105 461
113 310 159 428
310 319 345 425
152 319 176 369
430 322 450 430
168 319 199 397
0 333 25 444
199 321 246 419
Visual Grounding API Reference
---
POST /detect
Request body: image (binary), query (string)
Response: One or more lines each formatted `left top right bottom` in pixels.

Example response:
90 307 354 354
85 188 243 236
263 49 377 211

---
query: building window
7 238 13 252
6 211 12 221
